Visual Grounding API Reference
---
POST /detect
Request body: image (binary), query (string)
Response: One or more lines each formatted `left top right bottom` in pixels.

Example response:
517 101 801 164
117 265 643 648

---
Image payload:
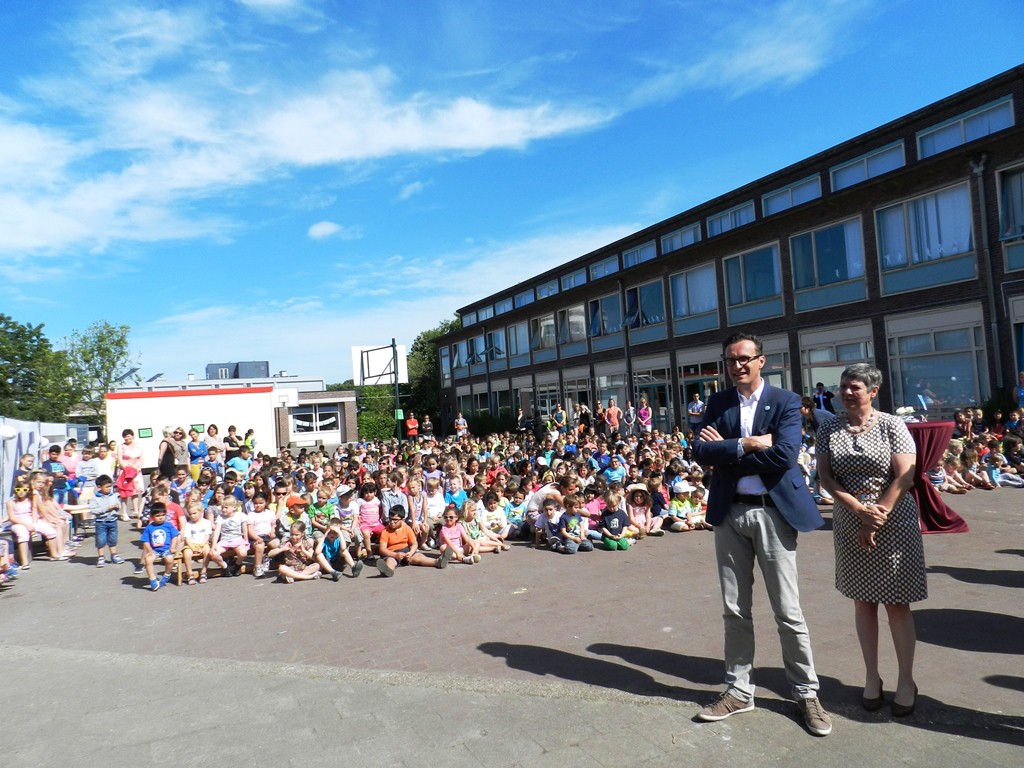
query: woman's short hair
841 363 883 390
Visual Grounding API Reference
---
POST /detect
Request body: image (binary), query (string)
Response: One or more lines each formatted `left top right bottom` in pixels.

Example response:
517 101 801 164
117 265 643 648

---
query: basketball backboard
351 344 409 386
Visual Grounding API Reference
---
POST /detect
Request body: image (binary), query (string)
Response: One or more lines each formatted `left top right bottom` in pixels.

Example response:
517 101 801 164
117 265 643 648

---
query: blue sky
2 0 1022 384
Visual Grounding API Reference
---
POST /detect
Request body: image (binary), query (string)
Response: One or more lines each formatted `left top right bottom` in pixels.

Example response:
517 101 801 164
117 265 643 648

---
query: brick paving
2 490 1021 766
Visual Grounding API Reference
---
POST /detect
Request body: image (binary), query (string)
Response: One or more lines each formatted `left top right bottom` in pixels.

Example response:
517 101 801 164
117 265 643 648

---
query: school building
436 65 1024 433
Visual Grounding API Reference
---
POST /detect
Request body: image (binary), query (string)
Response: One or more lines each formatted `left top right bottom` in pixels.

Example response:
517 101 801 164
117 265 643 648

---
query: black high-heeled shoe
891 685 918 717
861 679 884 711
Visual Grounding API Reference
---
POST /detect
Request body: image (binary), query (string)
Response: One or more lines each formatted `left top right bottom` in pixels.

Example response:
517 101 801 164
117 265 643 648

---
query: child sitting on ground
460 501 506 556
246 492 278 578
960 448 995 489
180 501 225 584
140 502 180 591
211 496 250 576
437 504 475 564
356 482 384 560
268 521 321 583
599 490 631 550
315 519 363 580
552 494 593 554
626 483 664 538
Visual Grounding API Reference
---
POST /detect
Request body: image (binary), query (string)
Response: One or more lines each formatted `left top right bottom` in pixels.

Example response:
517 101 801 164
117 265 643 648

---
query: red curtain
907 421 969 534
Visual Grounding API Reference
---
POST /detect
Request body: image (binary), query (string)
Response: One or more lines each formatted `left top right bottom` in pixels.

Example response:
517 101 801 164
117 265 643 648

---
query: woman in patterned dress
816 363 924 717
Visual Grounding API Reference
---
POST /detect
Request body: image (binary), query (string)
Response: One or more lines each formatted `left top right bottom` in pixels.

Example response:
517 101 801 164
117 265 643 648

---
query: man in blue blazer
691 332 832 737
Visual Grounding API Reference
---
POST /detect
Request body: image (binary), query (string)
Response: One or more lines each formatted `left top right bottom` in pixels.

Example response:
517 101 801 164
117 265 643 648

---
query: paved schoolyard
2 490 1021 767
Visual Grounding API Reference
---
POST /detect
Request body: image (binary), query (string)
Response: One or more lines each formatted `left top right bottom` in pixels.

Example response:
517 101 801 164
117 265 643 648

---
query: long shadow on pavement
916 608 1024 655
927 564 1024 589
587 642 1024 748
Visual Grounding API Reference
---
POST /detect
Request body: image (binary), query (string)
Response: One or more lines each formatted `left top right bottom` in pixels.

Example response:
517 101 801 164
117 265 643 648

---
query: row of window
460 96 1016 328
449 174 1024 370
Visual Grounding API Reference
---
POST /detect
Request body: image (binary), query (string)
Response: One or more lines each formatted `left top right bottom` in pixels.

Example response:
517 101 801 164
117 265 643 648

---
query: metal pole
393 338 401 442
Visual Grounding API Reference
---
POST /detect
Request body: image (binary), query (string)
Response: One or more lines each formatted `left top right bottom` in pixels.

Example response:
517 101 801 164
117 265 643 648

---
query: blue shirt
141 521 179 553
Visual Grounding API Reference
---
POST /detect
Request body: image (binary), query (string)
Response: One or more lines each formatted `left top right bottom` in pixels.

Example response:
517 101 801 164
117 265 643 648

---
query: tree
406 316 460 424
0 314 76 421
63 321 140 423
355 384 398 441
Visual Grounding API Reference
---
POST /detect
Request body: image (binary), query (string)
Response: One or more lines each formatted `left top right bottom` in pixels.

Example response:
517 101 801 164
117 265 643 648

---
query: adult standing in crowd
623 400 637 436
813 383 836 413
204 424 224 458
692 331 831 737
157 427 178 479
118 429 145 521
605 398 622 436
223 425 242 463
405 412 419 440
454 412 468 439
187 428 208 481
687 391 705 432
815 363 924 717
637 397 652 435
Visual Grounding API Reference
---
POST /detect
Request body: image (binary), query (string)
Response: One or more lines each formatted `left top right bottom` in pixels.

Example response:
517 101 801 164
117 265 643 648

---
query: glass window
661 223 700 254
589 255 619 280
561 268 587 291
477 305 493 321
791 218 865 290
918 98 1014 159
454 340 468 368
707 202 755 237
763 176 822 216
670 263 718 318
890 324 986 407
724 245 780 305
486 329 506 360
877 183 973 270
494 297 513 315
624 280 665 328
1000 167 1024 241
507 322 529 355
514 289 534 308
536 278 559 299
467 335 485 364
293 404 339 434
462 310 476 326
831 142 905 191
556 305 587 344
588 294 622 337
622 241 656 268
440 348 451 384
530 314 555 350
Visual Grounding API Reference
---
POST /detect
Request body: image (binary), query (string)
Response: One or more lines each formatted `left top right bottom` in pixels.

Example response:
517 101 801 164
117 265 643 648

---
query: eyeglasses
443 515 458 520
13 486 28 492
388 517 404 523
722 355 762 368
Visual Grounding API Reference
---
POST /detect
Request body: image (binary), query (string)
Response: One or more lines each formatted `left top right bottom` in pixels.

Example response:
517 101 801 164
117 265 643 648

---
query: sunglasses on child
13 486 28 492
443 514 458 520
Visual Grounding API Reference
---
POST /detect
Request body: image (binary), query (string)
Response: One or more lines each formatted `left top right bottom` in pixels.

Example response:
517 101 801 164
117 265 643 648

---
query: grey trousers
714 501 820 702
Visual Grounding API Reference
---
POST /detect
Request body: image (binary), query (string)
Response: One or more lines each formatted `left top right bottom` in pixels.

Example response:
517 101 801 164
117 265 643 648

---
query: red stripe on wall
106 387 275 400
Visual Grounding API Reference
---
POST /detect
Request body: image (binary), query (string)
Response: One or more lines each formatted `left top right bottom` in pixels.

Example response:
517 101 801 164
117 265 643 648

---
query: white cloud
398 180 428 200
308 221 342 240
307 221 363 241
629 0 870 105
0 10 611 261
134 224 637 383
